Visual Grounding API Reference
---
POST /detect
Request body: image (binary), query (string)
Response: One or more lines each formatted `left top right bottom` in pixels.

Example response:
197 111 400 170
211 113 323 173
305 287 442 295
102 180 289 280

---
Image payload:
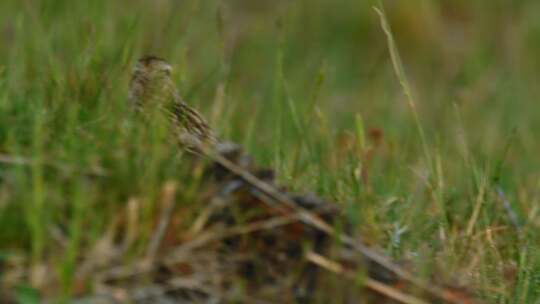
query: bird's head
133 55 173 80
129 55 176 109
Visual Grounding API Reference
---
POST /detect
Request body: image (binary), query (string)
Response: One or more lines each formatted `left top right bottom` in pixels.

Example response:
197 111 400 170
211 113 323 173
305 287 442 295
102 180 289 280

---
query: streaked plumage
128 56 217 148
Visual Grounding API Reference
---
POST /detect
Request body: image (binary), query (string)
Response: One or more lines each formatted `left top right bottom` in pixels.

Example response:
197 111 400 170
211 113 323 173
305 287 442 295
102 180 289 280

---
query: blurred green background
0 0 539 302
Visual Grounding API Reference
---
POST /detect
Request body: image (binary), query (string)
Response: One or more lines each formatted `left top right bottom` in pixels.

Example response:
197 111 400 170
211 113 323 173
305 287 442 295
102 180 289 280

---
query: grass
1 0 540 302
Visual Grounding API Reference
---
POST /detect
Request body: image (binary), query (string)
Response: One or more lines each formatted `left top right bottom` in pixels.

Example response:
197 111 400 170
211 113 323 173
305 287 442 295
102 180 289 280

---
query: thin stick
306 251 429 304
100 214 301 281
166 213 300 264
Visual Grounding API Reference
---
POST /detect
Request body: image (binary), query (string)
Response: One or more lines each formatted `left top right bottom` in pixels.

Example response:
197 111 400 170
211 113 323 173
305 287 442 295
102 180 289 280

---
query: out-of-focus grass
0 0 539 302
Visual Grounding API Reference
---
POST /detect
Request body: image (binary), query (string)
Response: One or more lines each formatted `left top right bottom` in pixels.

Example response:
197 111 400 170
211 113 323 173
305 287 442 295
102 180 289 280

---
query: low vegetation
1 0 539 302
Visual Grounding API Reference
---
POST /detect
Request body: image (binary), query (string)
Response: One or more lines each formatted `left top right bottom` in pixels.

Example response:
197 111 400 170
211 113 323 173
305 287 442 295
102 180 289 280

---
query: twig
306 251 429 304
166 213 300 264
99 214 301 281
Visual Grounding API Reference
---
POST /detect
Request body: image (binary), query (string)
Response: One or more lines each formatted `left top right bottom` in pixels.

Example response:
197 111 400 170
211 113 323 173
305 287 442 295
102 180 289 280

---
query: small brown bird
128 55 217 149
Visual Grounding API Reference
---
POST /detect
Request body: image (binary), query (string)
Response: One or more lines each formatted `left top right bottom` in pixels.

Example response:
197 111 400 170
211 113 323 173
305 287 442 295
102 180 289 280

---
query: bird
128 55 217 149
